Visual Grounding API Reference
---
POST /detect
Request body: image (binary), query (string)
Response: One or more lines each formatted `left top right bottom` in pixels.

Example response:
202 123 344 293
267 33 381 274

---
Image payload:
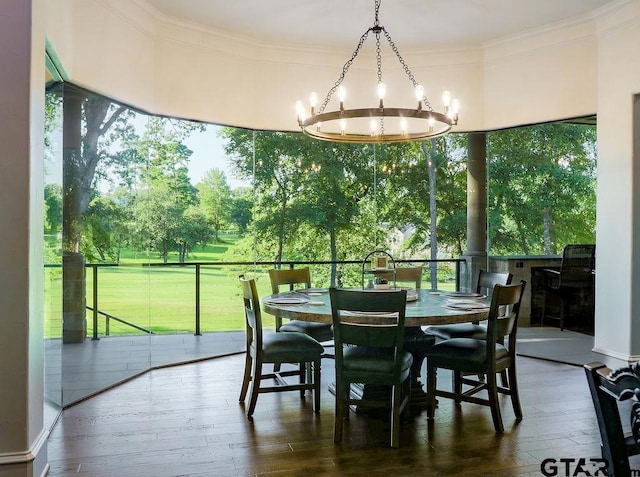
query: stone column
62 87 87 343
463 132 488 289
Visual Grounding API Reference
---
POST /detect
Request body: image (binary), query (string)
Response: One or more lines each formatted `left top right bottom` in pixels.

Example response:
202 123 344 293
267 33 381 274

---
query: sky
44 120 250 190
183 124 250 189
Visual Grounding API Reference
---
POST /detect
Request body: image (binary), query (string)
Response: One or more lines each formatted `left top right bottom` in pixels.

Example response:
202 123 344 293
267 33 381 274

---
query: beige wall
45 0 600 132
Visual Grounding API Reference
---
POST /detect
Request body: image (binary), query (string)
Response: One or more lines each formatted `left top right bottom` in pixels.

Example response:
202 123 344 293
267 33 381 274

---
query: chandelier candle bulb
310 92 318 116
415 84 424 109
338 85 347 111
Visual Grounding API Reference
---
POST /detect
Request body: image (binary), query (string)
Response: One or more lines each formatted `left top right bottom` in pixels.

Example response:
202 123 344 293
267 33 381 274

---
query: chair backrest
376 266 422 289
329 288 408 367
484 281 526 362
559 244 595 285
584 362 640 477
240 276 264 350
268 267 312 294
475 270 512 296
394 267 423 289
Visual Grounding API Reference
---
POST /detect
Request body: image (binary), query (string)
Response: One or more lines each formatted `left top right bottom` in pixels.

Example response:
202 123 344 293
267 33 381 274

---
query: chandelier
296 0 459 144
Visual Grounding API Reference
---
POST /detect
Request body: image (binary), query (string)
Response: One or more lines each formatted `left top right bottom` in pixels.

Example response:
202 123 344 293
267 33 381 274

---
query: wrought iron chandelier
296 0 459 144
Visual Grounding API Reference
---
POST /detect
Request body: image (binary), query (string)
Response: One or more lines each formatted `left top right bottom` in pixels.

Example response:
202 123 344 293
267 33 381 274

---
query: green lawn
44 236 459 339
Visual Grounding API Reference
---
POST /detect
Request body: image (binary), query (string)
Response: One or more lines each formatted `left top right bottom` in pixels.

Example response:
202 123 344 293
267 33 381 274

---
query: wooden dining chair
238 276 323 420
330 287 412 448
268 267 334 343
378 266 423 289
425 281 526 433
424 270 512 340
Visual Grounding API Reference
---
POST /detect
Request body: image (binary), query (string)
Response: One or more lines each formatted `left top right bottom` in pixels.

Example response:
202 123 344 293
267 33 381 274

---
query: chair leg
487 371 504 433
246 356 262 419
453 370 462 405
313 359 321 413
391 383 401 448
541 290 547 327
508 364 523 420
299 362 306 399
500 370 508 388
334 381 345 443
559 298 565 331
239 352 252 402
426 363 437 419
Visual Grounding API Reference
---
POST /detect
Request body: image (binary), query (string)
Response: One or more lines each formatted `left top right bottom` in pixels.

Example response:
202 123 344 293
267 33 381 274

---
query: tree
221 128 381 285
197 168 232 242
487 124 596 255
229 187 253 235
44 183 63 233
82 195 130 262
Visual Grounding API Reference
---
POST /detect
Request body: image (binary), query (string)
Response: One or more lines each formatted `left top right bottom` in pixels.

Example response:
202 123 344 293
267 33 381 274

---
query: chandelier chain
319 29 372 114
375 26 385 135
383 29 434 112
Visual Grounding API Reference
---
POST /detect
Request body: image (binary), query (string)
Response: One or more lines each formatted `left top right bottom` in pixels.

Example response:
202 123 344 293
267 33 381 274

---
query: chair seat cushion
256 331 324 363
342 346 413 382
424 323 487 340
425 338 508 371
279 320 334 342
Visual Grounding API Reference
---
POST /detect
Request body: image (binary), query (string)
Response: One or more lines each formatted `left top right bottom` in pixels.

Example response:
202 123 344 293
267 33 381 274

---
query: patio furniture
238 276 323 420
541 244 595 330
425 281 526 433
329 287 411 448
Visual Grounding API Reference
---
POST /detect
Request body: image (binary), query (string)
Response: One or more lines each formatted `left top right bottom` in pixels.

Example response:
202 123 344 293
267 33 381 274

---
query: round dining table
262 287 490 409
262 288 490 327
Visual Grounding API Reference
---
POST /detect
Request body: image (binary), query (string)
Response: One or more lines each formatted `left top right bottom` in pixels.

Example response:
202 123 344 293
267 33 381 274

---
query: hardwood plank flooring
46 349 621 476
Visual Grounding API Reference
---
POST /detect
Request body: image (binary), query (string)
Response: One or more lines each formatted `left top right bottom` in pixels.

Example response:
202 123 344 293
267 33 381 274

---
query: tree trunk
330 229 338 287
422 140 439 290
543 207 552 255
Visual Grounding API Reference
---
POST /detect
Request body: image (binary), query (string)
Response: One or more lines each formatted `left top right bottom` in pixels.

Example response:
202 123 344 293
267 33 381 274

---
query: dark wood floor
45 348 624 477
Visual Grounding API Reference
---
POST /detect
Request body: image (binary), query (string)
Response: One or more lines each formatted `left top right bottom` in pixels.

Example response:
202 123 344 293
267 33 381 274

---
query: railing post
455 260 461 291
195 264 201 336
91 264 99 340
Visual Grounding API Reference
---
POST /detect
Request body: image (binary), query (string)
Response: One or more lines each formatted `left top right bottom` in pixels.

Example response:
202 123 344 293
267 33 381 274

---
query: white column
0 0 47 475
593 2 640 362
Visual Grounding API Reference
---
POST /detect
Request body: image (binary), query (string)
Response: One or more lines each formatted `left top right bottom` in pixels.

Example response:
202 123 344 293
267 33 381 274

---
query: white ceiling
142 0 615 50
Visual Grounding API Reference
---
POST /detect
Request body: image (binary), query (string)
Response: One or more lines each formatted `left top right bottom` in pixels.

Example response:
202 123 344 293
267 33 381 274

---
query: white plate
443 291 485 299
444 302 489 311
406 294 418 302
264 295 310 305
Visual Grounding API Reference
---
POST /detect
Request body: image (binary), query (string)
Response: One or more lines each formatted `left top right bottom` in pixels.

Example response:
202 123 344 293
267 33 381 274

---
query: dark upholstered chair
238 276 323 420
330 288 412 448
268 268 334 343
584 362 640 477
425 281 526 433
424 270 512 340
541 244 595 330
